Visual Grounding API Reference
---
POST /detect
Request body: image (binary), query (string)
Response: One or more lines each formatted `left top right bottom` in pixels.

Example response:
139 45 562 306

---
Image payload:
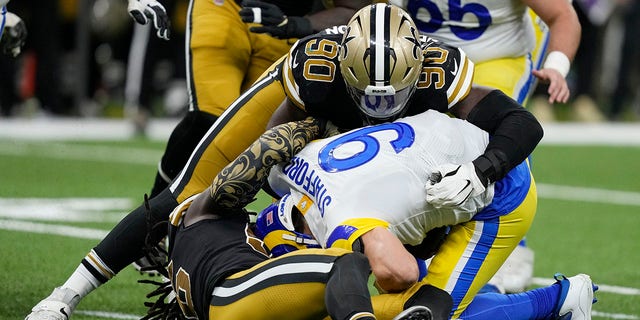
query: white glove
1 12 27 58
426 162 487 209
128 0 170 40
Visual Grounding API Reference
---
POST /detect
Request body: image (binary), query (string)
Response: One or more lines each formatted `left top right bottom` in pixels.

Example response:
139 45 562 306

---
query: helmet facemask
339 3 423 124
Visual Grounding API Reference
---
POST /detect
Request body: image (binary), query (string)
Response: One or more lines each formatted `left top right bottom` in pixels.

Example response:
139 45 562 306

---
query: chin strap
282 233 320 246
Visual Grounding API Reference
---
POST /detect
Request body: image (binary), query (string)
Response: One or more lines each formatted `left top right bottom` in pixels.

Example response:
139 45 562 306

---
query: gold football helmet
339 3 423 123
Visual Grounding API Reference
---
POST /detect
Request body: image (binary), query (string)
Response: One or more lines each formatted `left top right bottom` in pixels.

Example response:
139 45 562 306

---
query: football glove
128 0 170 40
1 12 27 57
239 0 313 39
425 162 488 208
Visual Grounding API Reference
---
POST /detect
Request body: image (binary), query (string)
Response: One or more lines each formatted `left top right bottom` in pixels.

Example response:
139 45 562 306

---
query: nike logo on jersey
451 60 458 76
60 308 69 319
292 54 300 69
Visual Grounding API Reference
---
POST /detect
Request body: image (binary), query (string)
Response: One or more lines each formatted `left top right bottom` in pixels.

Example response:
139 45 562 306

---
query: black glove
1 12 27 57
239 0 313 39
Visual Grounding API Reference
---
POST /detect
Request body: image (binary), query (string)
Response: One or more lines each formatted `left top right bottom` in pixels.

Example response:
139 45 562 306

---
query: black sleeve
466 90 544 183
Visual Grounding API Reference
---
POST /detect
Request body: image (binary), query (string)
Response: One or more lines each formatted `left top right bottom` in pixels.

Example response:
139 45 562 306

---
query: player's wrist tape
543 51 570 78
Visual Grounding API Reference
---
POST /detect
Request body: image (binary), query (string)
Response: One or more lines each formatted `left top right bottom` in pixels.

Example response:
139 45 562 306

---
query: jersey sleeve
281 40 308 111
420 37 475 109
325 218 390 250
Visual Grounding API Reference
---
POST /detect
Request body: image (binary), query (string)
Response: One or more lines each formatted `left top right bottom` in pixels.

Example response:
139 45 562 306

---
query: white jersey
391 0 535 63
268 110 495 248
0 0 8 7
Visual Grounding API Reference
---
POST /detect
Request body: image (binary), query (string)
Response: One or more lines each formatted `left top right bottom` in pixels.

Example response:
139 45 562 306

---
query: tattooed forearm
210 117 323 209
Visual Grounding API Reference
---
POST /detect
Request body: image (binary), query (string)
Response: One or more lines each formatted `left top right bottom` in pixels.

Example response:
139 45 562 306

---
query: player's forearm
466 90 544 183
545 10 581 63
209 117 323 209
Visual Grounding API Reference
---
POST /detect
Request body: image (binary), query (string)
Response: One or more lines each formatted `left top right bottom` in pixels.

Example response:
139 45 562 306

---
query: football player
130 0 373 271
255 110 597 319
0 0 27 58
143 0 371 200
154 117 432 320
392 0 581 293
26 4 544 319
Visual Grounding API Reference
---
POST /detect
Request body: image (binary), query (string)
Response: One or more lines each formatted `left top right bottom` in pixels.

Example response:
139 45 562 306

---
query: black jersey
168 202 269 320
281 26 474 130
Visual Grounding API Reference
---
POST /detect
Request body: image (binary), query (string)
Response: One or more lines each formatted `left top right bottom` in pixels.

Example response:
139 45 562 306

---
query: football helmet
254 193 320 257
339 3 423 124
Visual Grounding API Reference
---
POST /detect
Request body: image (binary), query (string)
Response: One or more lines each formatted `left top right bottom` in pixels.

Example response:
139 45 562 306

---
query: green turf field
1 138 639 320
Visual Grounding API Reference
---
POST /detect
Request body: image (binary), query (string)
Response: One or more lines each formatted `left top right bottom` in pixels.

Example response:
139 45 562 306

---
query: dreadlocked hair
138 194 186 320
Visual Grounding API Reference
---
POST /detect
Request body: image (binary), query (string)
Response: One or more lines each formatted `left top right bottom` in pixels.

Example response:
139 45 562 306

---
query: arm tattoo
210 117 322 209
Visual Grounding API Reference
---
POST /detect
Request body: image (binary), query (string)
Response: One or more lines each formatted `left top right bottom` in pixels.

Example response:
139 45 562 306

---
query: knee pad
404 285 453 320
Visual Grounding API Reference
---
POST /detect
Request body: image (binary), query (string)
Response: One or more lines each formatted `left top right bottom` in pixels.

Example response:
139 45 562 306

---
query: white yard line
0 198 132 222
75 310 140 319
0 141 161 165
0 219 107 239
537 183 640 207
0 118 639 145
0 118 178 141
592 311 640 319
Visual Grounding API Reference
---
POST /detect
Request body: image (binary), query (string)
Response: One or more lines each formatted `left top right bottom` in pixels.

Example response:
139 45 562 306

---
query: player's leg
368 207 533 320
148 3 291 198
420 178 536 318
210 248 377 320
459 273 597 320
24 4 280 319
472 35 545 294
148 110 219 197
148 0 252 197
25 187 179 320
25 68 287 320
170 58 288 203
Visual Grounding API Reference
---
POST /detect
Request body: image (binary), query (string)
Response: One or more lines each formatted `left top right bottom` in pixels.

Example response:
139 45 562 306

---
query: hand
1 12 27 58
322 120 340 138
128 0 170 40
532 68 570 104
425 162 487 209
239 0 312 39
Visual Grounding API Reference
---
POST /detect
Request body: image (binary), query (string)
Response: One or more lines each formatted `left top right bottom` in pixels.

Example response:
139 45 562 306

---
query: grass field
1 126 639 320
